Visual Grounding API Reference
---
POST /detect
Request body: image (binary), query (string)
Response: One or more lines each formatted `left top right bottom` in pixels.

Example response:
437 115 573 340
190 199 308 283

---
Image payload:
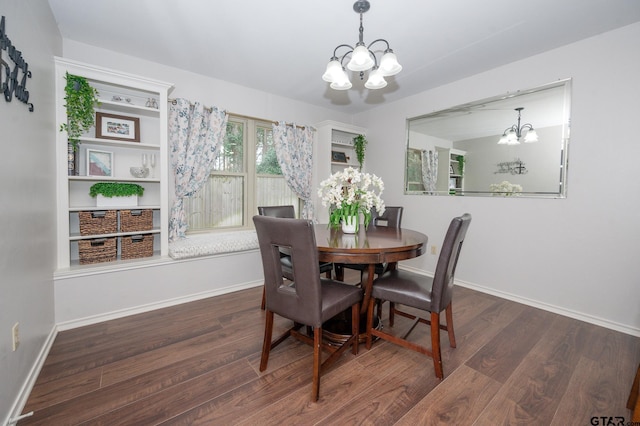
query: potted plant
317 167 385 233
353 134 367 170
89 182 145 207
60 72 100 150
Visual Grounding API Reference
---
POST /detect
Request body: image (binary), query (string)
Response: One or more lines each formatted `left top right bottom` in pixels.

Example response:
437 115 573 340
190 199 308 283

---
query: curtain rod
168 98 313 130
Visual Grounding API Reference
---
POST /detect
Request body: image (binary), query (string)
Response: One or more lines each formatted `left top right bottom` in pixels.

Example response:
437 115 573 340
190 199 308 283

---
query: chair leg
260 285 266 310
628 363 640 420
389 302 395 327
365 296 376 350
260 310 274 371
312 327 322 402
445 302 456 348
335 264 344 281
431 311 443 379
352 302 359 355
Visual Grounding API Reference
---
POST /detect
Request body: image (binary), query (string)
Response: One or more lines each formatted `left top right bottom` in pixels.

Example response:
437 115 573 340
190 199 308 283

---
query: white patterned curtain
168 99 228 240
271 123 315 220
421 149 438 193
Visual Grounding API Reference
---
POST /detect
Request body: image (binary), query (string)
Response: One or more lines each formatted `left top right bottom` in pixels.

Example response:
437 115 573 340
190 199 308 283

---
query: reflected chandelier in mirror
405 79 571 198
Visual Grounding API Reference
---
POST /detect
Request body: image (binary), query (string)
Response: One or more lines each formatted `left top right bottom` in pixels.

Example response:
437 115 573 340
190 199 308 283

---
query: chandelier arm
332 44 355 58
367 38 391 51
502 125 516 136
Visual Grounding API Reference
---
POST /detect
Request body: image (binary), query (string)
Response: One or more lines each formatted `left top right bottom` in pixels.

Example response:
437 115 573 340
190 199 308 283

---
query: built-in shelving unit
315 120 367 223
436 147 466 195
317 120 366 175
54 57 173 273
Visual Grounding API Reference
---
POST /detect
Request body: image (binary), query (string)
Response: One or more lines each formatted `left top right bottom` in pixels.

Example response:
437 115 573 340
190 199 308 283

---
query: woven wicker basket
79 210 117 236
120 209 153 232
121 234 154 260
78 237 117 264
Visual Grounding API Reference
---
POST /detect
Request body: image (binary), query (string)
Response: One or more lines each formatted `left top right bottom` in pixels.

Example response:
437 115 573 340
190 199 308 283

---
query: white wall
0 1 61 423
53 41 356 326
356 22 640 334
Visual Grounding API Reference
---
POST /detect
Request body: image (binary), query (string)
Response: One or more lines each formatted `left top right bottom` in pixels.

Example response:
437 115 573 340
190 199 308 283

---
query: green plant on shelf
456 155 465 176
89 182 145 198
353 134 367 170
60 72 100 150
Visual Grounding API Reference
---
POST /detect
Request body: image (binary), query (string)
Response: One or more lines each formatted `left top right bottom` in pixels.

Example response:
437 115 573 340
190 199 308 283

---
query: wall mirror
405 79 571 198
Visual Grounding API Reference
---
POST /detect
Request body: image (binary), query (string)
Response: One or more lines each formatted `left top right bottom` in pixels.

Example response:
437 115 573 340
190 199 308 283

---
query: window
185 116 299 232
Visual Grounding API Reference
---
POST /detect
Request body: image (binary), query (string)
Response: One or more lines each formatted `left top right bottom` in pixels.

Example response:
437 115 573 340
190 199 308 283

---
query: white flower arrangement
318 167 385 230
490 180 523 196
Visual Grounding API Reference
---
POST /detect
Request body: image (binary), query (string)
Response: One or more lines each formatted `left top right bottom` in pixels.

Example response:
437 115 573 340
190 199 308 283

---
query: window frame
185 115 299 235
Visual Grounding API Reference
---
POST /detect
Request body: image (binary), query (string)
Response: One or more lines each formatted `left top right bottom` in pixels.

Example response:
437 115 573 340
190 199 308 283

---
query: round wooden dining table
314 224 428 339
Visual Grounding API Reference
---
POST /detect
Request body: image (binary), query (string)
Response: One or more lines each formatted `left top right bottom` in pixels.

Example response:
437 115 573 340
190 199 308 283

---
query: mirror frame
405 79 572 198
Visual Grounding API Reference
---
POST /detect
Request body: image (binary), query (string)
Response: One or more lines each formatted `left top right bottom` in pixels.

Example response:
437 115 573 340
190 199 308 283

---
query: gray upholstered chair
365 213 471 380
257 205 333 310
335 206 404 282
253 215 362 402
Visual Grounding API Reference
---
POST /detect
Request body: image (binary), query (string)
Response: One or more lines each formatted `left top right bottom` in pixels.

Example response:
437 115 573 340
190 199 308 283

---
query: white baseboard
4 325 58 426
56 279 263 331
398 265 640 337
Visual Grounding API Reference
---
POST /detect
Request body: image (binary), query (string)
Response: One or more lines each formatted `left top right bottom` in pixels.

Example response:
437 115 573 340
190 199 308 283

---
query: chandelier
322 0 402 90
498 107 539 145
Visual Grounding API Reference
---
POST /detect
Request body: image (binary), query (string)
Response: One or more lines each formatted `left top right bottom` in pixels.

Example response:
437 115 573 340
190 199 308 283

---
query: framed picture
96 112 140 142
331 151 348 163
87 149 114 177
450 165 455 174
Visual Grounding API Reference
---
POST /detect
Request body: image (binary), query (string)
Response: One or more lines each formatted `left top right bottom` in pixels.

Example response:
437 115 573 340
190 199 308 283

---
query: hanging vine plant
456 155 465 176
353 134 367 170
59 72 100 150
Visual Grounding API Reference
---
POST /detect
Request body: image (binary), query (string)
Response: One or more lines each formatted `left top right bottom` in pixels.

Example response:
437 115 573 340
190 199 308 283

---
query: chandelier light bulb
506 131 519 145
379 50 402 76
347 44 375 71
364 67 387 89
322 59 343 82
524 129 539 143
330 69 353 90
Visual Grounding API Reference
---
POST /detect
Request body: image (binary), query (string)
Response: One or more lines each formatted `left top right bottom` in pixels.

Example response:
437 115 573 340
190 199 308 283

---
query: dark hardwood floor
18 271 640 425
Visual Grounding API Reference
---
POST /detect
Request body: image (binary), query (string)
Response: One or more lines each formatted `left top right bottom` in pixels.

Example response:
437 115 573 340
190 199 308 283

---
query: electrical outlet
12 322 19 351
430 245 437 255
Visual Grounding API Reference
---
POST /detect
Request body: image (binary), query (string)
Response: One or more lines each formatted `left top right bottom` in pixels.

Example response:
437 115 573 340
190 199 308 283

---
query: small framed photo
87 149 114 177
450 165 455 174
331 151 348 163
96 112 140 142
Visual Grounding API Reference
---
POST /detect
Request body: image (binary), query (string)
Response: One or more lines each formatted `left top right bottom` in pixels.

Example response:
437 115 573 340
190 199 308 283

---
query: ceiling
47 0 640 115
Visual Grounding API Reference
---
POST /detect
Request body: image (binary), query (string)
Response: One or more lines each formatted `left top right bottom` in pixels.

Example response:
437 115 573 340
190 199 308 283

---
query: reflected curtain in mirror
421 149 438 193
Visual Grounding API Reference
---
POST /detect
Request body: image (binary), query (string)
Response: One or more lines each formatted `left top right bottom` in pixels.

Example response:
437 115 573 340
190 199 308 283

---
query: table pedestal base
323 311 381 346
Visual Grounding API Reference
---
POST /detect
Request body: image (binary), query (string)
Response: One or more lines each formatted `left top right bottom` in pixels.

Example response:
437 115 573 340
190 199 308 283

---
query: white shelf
68 175 160 183
97 98 160 115
69 229 161 241
68 205 161 212
77 136 160 150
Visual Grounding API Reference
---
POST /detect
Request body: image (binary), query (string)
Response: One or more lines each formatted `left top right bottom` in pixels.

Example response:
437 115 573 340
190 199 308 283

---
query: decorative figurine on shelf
145 98 158 109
